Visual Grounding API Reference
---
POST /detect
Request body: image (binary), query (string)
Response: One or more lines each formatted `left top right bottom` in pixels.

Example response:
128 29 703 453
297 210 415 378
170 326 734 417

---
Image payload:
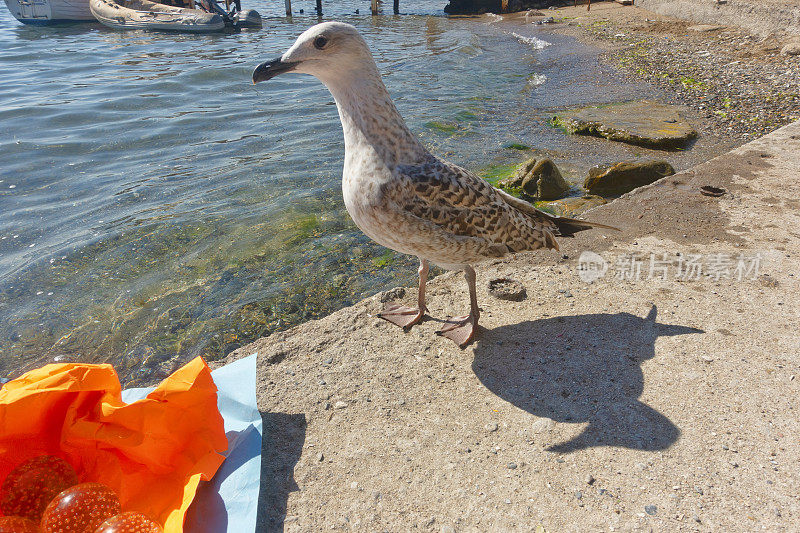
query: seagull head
253 22 375 87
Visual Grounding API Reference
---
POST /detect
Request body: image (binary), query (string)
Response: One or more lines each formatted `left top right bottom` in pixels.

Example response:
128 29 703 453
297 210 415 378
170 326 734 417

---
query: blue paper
121 353 262 532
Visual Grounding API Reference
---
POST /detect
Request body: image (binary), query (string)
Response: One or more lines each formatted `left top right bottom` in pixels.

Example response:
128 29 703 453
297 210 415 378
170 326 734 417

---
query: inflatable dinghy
89 0 225 32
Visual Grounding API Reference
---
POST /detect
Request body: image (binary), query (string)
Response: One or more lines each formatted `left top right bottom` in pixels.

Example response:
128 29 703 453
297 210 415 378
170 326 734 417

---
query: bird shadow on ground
472 306 702 453
255 412 306 532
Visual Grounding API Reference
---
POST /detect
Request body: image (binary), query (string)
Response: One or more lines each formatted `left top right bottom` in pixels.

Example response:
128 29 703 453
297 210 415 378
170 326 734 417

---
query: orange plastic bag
0 357 227 532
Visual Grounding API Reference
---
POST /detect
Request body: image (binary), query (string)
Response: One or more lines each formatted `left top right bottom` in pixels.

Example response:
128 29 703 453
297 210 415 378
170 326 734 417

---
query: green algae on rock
498 158 570 201
503 143 531 151
424 107 482 137
424 120 459 134
584 160 675 196
480 163 519 185
553 100 697 149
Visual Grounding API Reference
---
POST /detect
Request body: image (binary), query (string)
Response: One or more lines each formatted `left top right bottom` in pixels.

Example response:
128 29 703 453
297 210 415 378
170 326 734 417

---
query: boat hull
4 0 94 23
89 0 225 32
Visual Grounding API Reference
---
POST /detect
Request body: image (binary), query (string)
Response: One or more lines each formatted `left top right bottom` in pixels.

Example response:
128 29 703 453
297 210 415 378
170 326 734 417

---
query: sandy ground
219 5 800 532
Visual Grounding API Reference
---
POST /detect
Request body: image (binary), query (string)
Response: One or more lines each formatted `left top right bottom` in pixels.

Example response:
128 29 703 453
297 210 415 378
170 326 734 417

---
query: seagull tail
541 212 621 237
495 188 620 236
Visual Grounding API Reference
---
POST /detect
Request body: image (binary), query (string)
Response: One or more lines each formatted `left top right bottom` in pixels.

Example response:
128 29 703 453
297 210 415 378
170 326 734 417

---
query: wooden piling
315 0 321 15
371 0 378 15
393 0 398 14
284 0 291 15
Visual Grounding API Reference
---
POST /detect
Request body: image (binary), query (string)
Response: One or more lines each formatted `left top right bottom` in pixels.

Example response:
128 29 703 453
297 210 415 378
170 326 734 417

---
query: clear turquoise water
0 3 726 384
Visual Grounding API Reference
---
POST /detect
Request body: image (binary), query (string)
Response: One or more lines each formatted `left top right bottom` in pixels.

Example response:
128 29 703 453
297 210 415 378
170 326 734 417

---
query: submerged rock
584 160 675 196
540 195 607 217
498 158 569 201
553 101 697 149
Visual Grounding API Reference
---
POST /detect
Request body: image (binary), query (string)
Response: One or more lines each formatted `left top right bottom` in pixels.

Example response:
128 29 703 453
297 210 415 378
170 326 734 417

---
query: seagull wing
383 159 563 255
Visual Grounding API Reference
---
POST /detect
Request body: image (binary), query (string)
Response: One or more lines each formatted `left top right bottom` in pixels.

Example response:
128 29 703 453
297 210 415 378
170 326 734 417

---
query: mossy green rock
584 160 675 196
541 195 607 217
498 158 569 201
554 100 697 149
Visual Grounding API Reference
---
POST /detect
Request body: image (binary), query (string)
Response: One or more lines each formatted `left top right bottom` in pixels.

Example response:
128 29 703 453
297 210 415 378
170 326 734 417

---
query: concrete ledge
237 120 800 530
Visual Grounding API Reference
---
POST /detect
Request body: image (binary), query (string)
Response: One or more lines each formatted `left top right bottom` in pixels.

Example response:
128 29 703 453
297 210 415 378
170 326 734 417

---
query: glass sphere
0 515 40 533
0 455 79 522
94 512 163 533
41 482 121 533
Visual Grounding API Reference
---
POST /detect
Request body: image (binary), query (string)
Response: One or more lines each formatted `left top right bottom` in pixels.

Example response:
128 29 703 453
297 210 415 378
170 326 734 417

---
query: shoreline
224 5 800 531
528 2 800 139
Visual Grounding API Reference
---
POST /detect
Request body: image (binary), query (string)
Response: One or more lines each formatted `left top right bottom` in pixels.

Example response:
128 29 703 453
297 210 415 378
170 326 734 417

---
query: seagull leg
378 258 429 329
437 265 479 348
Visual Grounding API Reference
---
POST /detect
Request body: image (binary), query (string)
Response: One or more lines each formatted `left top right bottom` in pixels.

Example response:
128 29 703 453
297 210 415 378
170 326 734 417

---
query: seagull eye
314 36 329 49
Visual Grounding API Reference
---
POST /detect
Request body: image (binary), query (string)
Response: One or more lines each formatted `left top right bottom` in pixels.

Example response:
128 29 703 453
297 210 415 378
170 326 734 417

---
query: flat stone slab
554 100 698 149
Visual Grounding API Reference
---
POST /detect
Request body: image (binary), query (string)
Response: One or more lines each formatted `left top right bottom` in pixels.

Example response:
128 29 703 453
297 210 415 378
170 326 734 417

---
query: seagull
253 21 616 348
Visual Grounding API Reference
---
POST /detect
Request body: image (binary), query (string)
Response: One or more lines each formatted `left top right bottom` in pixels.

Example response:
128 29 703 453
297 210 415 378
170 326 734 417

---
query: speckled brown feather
377 157 609 262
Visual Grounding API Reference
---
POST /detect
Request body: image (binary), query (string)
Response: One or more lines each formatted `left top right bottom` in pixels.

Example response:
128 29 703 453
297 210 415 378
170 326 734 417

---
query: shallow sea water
0 2 733 384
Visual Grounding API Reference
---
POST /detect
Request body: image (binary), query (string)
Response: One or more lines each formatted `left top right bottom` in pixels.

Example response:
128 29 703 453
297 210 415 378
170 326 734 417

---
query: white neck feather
320 62 430 170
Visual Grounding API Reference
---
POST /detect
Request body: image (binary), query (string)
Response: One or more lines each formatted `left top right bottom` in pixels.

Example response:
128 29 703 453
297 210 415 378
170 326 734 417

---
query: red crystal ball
0 455 79 522
41 482 121 533
0 516 40 533
94 512 163 533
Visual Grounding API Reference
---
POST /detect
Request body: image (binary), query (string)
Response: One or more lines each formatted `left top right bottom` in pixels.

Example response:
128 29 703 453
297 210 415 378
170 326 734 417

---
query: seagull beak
252 57 299 83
